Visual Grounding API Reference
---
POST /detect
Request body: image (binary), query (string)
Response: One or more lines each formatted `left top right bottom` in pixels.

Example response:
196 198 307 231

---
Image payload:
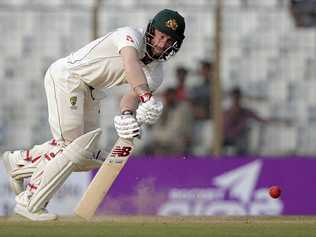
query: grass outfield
0 216 315 237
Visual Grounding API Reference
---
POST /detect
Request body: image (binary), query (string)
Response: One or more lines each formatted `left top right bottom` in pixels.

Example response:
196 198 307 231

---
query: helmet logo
165 19 178 30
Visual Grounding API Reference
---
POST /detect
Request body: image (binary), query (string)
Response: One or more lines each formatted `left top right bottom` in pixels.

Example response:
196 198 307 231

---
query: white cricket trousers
44 64 100 144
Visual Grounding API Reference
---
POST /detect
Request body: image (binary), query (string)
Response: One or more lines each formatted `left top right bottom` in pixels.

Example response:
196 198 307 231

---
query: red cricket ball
269 186 282 199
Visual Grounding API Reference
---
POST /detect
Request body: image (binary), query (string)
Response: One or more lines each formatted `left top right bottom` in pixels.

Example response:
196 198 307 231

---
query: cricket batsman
1 9 185 221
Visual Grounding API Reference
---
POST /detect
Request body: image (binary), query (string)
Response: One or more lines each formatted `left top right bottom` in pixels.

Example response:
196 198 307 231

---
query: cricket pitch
0 215 315 237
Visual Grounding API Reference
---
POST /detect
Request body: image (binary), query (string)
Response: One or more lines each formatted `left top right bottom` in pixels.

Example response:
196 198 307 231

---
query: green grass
0 216 315 237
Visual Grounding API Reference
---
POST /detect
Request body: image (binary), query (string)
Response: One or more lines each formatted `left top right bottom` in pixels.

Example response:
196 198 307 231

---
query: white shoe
14 203 57 221
1 151 25 194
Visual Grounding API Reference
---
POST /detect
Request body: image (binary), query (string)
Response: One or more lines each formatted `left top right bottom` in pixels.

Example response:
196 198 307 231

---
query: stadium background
0 0 316 217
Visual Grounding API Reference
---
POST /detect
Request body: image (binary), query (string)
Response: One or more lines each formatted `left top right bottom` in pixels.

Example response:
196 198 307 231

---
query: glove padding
114 114 141 139
136 97 163 125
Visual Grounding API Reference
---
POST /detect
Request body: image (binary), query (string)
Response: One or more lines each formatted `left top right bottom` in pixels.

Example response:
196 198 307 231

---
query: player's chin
152 51 164 58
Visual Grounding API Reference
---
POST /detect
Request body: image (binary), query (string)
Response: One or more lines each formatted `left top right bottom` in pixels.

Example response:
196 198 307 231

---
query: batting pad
28 156 74 212
11 140 59 180
27 128 102 212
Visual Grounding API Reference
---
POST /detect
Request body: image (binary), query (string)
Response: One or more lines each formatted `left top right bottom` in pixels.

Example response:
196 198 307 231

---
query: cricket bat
75 137 134 220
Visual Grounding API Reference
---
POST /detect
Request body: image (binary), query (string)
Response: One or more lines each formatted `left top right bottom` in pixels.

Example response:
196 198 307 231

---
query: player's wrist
133 83 152 103
138 92 152 103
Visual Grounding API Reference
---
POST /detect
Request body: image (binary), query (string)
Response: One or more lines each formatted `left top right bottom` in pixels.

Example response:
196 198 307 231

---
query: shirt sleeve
111 27 143 54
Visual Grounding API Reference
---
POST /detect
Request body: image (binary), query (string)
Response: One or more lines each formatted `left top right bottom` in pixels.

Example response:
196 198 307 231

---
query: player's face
150 29 176 57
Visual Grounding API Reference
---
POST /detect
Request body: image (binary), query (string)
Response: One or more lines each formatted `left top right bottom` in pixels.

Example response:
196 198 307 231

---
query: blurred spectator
189 60 213 120
290 0 316 27
223 87 267 155
143 88 193 155
174 66 189 101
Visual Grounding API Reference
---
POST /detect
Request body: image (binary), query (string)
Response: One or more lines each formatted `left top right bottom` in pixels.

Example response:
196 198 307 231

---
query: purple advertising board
94 158 316 216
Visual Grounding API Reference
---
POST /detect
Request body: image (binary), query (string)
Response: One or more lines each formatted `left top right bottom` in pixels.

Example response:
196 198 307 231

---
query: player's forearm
124 59 148 91
124 61 153 103
120 47 151 97
120 91 139 114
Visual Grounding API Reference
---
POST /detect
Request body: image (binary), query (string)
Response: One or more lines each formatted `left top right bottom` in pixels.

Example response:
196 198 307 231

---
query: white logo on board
158 161 283 216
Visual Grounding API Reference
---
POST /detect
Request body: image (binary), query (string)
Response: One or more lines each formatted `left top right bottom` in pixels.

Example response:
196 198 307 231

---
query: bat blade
74 137 134 220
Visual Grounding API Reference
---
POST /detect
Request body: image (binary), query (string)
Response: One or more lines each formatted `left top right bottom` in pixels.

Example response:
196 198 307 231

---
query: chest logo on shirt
70 96 78 110
126 35 135 43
